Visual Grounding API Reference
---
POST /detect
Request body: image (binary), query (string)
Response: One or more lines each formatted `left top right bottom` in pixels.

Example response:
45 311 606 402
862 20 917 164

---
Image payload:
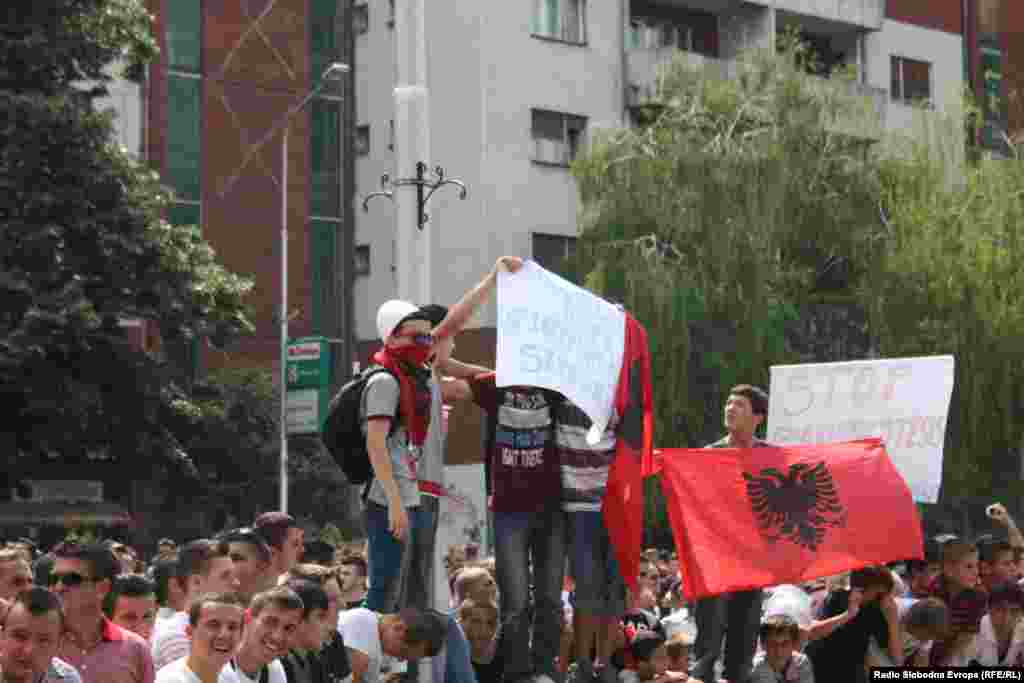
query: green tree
1 0 253 478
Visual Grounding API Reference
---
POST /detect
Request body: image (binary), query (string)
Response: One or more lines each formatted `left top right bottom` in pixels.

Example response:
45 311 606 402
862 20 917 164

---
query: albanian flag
659 438 923 600
602 313 655 591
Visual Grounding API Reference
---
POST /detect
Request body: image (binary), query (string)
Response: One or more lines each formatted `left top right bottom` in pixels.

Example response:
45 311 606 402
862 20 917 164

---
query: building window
531 109 587 166
891 56 932 105
388 119 394 150
387 0 395 28
532 233 577 274
354 4 369 35
356 125 371 156
311 99 341 217
531 0 586 44
628 18 692 51
355 244 371 275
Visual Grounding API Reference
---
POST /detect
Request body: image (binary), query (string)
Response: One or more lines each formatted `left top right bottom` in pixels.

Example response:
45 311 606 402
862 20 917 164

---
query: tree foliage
571 42 1024 542
1 0 253 476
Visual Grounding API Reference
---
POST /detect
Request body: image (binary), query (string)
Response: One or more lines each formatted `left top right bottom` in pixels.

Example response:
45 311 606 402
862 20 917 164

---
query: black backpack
321 365 397 486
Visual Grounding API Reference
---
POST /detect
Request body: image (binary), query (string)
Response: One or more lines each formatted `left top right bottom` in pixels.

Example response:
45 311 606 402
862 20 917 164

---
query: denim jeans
365 500 432 612
692 589 764 683
428 611 478 683
493 506 566 682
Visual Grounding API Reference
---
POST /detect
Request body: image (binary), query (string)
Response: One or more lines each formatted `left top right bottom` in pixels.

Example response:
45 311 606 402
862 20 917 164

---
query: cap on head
376 300 425 343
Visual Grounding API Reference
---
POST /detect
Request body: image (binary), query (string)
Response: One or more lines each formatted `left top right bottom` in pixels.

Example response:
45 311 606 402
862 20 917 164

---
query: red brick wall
200 0 315 373
887 0 964 34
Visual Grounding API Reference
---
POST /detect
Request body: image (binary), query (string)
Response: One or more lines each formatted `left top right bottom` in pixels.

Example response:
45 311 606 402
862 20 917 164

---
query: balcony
626 47 886 139
751 0 883 30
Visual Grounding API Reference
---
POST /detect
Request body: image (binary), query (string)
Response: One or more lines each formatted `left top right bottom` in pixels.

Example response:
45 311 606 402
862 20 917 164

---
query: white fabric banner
433 464 487 610
496 260 625 443
767 355 955 503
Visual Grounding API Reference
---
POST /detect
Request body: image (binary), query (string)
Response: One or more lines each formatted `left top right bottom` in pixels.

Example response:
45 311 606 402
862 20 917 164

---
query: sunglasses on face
394 332 434 347
48 572 97 588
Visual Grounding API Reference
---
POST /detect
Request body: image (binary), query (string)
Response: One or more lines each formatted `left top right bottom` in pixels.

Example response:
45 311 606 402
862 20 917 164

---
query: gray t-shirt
361 371 422 508
415 374 446 499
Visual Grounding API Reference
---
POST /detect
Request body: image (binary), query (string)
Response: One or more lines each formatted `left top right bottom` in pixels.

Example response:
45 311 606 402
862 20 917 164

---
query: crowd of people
1 256 1019 683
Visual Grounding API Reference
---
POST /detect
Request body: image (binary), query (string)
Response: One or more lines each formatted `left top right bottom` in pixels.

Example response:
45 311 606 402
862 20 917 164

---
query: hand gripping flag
601 313 655 591
658 438 923 600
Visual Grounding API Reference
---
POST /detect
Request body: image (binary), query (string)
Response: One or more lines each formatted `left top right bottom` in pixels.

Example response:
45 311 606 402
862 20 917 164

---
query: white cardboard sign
496 260 625 442
767 355 955 503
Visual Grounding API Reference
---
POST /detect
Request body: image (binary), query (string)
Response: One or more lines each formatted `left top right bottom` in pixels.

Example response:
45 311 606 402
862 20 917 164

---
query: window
354 245 371 275
311 99 341 217
628 19 692 51
891 56 932 105
354 4 369 35
531 109 587 166
388 119 394 151
356 125 371 156
532 233 577 274
531 0 586 44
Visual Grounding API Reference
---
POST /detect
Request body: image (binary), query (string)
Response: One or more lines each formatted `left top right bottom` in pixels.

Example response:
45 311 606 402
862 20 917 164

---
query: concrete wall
758 0 883 30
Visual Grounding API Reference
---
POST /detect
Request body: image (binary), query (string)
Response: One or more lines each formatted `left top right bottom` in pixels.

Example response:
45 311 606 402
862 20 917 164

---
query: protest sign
496 260 625 443
433 464 487 610
767 355 954 502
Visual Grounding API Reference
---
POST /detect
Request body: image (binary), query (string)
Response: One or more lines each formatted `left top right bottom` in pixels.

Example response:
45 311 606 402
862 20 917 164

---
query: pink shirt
58 618 155 683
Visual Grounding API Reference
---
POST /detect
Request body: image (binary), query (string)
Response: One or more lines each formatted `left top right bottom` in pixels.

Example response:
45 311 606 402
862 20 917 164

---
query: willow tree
572 43 886 455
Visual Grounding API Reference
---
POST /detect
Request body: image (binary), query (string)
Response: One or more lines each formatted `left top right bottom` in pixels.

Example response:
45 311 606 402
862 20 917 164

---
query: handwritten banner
497 260 625 442
767 356 955 502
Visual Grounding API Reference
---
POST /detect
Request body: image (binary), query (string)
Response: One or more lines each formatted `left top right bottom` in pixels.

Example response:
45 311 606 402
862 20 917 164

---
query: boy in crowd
0 587 83 683
281 564 351 682
927 540 986 666
152 557 186 627
103 574 158 641
155 593 244 683
749 616 813 683
338 607 448 683
692 386 771 683
218 528 274 602
975 582 1024 666
50 542 154 683
280 580 332 683
977 537 1019 592
900 599 949 667
804 566 900 683
619 631 687 683
152 539 239 671
0 549 33 602
221 587 304 683
456 598 502 682
338 557 368 610
254 513 305 579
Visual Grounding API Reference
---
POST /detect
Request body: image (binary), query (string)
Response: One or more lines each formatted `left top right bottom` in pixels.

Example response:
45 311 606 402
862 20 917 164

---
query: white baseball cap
376 299 421 343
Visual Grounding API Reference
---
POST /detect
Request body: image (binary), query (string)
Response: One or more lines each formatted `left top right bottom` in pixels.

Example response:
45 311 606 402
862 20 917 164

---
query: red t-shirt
470 373 562 513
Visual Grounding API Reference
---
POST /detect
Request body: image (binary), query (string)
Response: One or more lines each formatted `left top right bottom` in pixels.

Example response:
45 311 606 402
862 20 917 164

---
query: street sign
285 337 332 435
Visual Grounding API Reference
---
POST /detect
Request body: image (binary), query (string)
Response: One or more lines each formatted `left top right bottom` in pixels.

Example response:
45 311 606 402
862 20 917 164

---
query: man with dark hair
156 593 245 683
150 558 186 628
805 567 900 683
103 574 158 641
279 566 352 682
221 588 304 683
280 580 332 683
151 540 239 671
50 542 154 683
692 385 771 683
338 607 448 683
978 537 1019 591
0 587 82 682
750 615 812 683
218 527 274 601
254 513 305 578
338 558 368 609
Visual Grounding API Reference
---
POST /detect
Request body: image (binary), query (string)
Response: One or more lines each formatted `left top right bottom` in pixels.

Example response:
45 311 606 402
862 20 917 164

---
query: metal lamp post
217 62 350 515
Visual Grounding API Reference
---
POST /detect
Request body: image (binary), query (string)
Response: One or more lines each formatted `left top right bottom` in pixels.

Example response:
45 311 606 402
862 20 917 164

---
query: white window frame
531 109 587 167
891 55 933 107
531 0 587 45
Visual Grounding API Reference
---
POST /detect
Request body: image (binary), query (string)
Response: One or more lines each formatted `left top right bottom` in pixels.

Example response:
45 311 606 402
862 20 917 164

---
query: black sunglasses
48 572 98 588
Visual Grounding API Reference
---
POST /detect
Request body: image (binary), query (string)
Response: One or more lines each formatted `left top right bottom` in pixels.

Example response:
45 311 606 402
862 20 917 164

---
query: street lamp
218 61 350 515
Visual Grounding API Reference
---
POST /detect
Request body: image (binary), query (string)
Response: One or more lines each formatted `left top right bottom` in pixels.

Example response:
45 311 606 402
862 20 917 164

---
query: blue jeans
364 501 434 612
430 612 478 683
493 506 566 682
566 510 626 617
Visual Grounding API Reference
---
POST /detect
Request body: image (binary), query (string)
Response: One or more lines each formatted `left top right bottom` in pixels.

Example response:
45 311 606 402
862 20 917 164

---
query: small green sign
285 337 331 434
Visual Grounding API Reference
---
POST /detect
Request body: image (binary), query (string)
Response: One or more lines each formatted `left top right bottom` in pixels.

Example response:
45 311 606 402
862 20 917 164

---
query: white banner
496 260 625 443
433 464 487 610
767 355 955 503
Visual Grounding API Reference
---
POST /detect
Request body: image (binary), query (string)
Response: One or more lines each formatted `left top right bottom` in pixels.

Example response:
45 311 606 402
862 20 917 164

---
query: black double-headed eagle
742 462 846 551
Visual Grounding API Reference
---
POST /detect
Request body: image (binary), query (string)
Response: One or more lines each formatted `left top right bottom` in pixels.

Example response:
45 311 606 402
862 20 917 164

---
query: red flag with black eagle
601 313 655 591
658 438 923 600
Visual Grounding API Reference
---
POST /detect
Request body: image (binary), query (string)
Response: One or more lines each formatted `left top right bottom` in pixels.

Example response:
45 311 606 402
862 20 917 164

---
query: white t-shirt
154 658 237 683
338 608 383 683
218 659 288 683
152 611 192 672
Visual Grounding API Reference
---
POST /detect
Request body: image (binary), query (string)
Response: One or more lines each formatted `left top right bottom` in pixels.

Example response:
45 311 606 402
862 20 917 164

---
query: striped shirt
151 611 191 673
556 399 618 513
58 618 154 683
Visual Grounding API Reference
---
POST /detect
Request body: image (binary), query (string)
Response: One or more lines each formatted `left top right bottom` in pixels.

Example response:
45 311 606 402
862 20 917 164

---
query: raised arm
432 256 523 341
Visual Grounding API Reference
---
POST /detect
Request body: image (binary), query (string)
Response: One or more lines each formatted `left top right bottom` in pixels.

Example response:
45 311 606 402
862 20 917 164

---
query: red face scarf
372 345 432 446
